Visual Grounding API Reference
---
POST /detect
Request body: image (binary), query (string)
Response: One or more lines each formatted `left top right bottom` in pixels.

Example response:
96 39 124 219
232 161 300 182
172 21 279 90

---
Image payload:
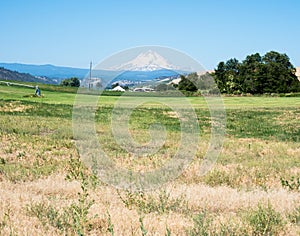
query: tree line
214 51 300 94
178 51 300 94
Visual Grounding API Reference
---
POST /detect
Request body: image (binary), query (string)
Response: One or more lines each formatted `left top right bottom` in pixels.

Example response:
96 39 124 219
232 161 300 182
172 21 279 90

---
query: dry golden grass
0 132 299 235
1 133 299 235
0 167 299 235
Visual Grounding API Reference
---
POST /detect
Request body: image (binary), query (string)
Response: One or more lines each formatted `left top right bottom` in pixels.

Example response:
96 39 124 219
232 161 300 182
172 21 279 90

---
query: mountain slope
0 67 55 84
0 63 89 80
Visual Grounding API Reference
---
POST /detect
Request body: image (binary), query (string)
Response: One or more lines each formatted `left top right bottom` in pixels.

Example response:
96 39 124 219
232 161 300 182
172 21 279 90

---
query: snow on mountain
110 50 180 71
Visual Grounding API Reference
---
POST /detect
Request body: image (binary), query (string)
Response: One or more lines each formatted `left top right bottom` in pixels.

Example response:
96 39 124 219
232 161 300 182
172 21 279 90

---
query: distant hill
0 62 184 87
0 63 89 81
0 67 56 84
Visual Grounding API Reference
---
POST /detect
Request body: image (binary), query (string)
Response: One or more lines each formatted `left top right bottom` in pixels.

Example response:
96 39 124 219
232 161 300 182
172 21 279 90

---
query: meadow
0 83 299 235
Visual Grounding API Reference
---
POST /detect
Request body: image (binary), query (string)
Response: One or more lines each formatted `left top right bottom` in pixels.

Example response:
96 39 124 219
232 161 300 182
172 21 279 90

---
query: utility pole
89 61 92 89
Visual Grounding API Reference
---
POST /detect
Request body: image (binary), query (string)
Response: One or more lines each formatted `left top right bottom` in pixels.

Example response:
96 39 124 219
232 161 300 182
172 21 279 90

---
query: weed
118 189 188 214
288 206 300 225
0 208 17 236
16 151 25 158
186 211 211 236
27 155 99 235
0 161 59 182
26 202 70 232
246 202 284 235
65 154 99 189
0 158 5 164
165 225 171 236
65 155 99 235
139 216 148 236
218 221 248 236
106 211 114 236
280 176 300 191
4 146 13 154
68 198 95 235
203 169 236 188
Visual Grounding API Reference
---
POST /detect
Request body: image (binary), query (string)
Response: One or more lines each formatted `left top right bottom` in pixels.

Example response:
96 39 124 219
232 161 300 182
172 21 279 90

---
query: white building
112 85 125 92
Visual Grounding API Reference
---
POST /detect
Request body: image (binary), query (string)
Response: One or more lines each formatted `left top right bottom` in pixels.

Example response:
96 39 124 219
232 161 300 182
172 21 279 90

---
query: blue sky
1 0 299 70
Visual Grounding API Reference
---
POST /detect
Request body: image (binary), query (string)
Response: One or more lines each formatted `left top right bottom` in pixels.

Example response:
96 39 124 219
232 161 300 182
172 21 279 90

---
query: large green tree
214 51 300 94
261 51 298 93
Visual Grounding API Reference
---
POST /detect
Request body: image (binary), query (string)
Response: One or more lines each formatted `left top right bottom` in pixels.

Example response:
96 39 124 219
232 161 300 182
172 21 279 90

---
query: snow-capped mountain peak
110 50 179 71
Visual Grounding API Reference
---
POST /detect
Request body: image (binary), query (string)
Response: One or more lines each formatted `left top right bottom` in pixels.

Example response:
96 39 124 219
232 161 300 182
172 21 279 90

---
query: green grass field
0 83 299 235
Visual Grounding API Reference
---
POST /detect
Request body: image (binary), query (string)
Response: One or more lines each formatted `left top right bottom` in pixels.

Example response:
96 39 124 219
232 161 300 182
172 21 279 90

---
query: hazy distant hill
0 63 89 80
0 63 183 86
0 67 56 84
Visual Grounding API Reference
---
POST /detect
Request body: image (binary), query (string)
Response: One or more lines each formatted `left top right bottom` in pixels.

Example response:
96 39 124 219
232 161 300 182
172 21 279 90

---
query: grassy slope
0 84 299 235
